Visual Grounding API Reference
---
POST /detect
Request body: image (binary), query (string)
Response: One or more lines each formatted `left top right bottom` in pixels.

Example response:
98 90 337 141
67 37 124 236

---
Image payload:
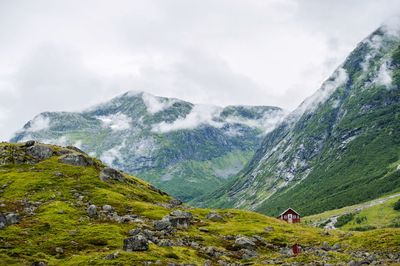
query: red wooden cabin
277 208 300 223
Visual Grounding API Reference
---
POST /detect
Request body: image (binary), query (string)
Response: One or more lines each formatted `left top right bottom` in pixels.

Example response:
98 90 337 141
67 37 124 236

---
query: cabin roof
278 207 300 217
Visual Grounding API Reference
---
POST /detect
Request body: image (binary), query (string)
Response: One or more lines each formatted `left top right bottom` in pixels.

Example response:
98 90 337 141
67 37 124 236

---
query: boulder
24 140 36 147
26 144 54 161
169 199 182 206
0 213 7 229
154 218 171 231
5 213 20 225
104 251 119 260
123 235 149 251
206 212 223 222
239 248 258 259
87 205 97 218
55 247 64 254
118 215 137 223
100 167 126 183
158 239 173 247
102 205 114 213
234 236 256 250
170 210 193 219
59 154 94 167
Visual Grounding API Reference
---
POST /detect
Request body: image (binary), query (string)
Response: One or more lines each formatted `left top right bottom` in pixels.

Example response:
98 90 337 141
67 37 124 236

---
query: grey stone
123 235 149 251
5 213 20 225
59 154 93 167
206 212 223 222
158 239 173 247
100 167 126 182
154 218 171 231
87 205 97 218
104 251 119 260
102 205 114 213
24 140 36 147
0 213 7 229
170 210 193 219
26 145 54 161
234 236 256 250
55 247 64 254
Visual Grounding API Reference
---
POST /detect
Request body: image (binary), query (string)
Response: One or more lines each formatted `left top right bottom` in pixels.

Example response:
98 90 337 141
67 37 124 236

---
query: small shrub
165 252 179 259
355 216 367 224
350 225 377 231
334 213 355 228
393 199 400 211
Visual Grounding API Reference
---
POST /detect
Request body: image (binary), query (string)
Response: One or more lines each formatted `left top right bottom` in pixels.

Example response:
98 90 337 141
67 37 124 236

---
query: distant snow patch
152 105 223 133
28 115 50 132
97 113 131 131
141 92 176 114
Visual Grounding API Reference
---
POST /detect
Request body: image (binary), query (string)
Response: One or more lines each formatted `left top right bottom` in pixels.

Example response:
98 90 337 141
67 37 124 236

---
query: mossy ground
1 143 399 265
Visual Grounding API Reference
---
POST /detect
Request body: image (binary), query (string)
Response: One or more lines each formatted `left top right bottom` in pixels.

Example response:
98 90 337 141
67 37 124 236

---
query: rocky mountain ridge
11 92 286 202
196 23 400 216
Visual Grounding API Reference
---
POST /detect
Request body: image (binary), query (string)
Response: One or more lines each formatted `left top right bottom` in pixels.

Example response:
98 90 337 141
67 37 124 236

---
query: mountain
10 92 285 202
1 141 399 265
197 23 400 216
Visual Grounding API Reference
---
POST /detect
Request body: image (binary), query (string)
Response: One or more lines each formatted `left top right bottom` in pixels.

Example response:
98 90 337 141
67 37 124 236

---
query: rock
332 243 341 250
321 241 331 251
234 236 256 250
128 228 142 236
24 140 36 147
199 227 209 233
0 213 7 229
104 251 119 260
154 218 171 231
102 205 114 213
169 199 182 206
100 167 126 183
167 210 193 229
158 239 173 247
118 214 137 223
66 146 86 154
26 144 54 161
55 247 64 254
87 205 97 218
170 210 193 219
32 262 47 266
239 248 258 259
264 226 274 233
123 235 149 251
59 154 93 167
206 212 223 222
5 213 20 225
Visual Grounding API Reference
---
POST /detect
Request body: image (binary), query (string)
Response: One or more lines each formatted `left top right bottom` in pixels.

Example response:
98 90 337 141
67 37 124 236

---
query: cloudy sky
0 0 400 140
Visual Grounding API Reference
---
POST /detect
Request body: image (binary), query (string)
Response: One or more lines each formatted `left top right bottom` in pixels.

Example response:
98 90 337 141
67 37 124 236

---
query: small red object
292 244 301 255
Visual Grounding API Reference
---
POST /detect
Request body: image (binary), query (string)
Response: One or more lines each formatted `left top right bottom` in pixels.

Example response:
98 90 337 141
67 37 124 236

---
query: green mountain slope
196 23 400 216
1 142 400 265
10 92 285 202
304 193 400 230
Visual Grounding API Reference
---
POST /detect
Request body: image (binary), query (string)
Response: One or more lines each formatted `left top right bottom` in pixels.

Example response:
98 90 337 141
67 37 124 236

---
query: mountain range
11 92 285 202
196 23 400 216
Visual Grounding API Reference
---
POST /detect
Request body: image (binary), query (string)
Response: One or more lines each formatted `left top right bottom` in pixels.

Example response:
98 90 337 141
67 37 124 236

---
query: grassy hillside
1 142 400 265
304 193 400 231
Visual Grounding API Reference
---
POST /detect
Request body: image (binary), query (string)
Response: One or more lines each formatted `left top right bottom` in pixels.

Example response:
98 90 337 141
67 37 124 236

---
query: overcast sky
1 0 400 140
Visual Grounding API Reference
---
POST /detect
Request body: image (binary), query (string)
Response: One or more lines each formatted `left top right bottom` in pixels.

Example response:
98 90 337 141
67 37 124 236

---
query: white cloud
141 92 176 114
96 113 131 131
100 141 126 166
1 1 400 140
152 104 223 133
374 62 393 87
27 115 50 132
291 67 348 120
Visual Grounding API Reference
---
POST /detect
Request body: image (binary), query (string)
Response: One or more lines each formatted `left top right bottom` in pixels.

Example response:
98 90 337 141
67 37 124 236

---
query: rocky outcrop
0 212 20 229
123 235 148 251
59 153 94 167
99 167 126 183
206 212 223 222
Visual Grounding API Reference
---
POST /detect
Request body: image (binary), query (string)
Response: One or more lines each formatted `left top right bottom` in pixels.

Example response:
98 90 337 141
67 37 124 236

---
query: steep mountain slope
1 142 400 265
11 92 285 202
198 23 400 216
